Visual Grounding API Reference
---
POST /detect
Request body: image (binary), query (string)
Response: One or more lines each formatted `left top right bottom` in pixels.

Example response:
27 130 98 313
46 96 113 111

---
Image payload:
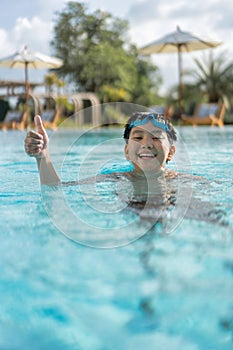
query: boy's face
124 121 175 174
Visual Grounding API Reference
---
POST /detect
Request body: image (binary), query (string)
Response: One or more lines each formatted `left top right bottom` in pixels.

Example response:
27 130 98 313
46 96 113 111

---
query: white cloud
0 0 232 94
127 0 161 23
127 0 230 45
0 29 15 54
126 0 233 94
0 16 55 83
10 17 53 53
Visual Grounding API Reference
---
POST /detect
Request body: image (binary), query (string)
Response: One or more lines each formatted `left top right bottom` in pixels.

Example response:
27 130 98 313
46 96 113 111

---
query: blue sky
0 0 232 95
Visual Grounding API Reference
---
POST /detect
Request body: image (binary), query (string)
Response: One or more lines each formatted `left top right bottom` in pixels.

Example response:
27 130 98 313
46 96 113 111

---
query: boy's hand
24 115 49 158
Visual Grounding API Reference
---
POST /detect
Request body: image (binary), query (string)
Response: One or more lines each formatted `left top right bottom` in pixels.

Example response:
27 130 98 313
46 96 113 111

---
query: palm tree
44 73 57 95
190 50 233 103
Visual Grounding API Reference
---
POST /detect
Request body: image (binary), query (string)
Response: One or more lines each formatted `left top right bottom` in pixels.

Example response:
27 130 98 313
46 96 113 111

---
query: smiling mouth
138 153 156 159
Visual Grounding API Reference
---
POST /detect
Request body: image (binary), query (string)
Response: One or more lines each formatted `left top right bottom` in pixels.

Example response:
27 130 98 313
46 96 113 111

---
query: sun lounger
181 102 225 127
149 105 174 120
0 110 27 130
39 109 61 130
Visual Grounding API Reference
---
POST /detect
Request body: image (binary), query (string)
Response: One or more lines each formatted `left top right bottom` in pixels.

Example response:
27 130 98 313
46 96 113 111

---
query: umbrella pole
177 45 183 117
25 62 30 127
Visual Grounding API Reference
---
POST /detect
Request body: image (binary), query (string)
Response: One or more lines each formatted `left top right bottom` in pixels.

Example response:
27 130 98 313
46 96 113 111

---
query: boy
24 112 177 185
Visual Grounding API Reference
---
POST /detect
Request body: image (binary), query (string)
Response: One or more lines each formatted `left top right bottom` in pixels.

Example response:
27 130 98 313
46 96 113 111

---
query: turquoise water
0 126 233 349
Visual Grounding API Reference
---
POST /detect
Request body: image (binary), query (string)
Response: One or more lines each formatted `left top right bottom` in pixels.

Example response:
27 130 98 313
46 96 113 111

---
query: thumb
34 115 46 135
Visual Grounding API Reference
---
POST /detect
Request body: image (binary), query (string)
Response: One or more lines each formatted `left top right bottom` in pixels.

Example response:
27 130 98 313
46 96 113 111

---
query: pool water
0 126 233 350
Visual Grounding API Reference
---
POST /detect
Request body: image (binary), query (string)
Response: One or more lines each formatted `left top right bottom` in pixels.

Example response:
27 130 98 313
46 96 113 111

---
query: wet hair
123 112 177 144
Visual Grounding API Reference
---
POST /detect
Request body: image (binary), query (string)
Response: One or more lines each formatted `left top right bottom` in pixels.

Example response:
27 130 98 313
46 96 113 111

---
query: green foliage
102 105 126 124
100 85 131 102
132 56 162 106
51 1 160 105
55 96 73 111
187 50 233 103
166 50 233 115
166 83 204 114
44 72 66 95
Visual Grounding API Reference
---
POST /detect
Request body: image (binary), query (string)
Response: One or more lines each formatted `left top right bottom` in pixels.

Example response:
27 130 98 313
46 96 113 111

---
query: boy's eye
152 134 164 140
133 136 143 140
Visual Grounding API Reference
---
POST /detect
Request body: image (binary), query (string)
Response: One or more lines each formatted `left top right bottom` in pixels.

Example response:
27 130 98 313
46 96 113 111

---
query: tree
189 50 233 103
51 1 160 105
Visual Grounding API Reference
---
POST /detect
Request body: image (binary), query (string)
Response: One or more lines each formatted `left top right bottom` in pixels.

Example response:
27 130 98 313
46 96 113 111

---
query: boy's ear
124 144 129 160
167 145 176 162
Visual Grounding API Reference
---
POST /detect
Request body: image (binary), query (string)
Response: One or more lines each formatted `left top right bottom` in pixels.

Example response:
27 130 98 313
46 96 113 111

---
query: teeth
139 154 155 158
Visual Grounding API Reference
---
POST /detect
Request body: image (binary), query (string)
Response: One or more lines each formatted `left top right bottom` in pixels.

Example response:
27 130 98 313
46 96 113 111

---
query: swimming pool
0 125 233 349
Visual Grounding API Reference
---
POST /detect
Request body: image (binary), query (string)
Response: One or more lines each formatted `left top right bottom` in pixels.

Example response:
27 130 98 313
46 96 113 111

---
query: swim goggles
129 113 170 132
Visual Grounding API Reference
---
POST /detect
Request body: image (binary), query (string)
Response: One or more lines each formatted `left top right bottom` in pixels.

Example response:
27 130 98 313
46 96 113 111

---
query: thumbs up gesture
24 115 49 158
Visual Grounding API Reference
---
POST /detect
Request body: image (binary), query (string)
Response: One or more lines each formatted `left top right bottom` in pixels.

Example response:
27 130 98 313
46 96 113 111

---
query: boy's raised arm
24 115 61 185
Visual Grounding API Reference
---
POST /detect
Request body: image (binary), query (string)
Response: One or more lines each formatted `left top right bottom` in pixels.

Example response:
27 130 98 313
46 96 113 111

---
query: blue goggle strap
129 114 170 132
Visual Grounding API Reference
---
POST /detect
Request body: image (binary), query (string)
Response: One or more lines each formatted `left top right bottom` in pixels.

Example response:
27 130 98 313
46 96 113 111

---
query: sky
0 0 232 96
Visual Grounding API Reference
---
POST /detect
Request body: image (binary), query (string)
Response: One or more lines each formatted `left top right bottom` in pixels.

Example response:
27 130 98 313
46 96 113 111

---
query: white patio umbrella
139 26 222 114
0 46 63 123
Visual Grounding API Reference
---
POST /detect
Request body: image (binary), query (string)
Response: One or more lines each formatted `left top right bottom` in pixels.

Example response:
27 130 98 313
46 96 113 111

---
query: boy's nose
142 136 153 148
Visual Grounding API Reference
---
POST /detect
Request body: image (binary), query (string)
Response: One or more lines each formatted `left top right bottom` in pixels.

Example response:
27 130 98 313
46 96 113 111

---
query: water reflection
41 168 188 247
